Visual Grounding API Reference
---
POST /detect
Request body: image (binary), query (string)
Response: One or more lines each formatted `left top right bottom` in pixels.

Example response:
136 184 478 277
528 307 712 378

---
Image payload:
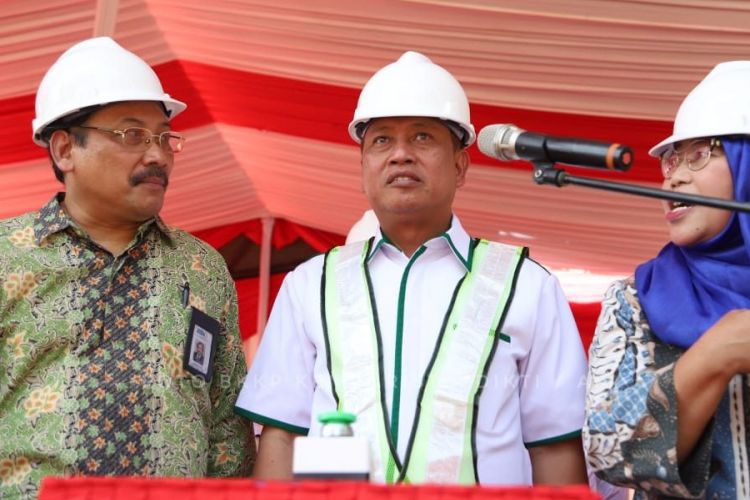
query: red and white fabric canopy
2 0 747 309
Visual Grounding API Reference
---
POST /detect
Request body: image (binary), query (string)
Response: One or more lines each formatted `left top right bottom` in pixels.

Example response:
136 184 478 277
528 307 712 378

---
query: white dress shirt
236 216 587 485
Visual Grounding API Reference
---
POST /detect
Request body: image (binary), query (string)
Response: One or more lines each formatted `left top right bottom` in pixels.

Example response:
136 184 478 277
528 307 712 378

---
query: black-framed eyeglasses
76 125 186 153
660 137 722 180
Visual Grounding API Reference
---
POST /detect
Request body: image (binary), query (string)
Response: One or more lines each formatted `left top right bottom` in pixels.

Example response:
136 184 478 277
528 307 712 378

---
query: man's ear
49 130 75 174
455 149 470 188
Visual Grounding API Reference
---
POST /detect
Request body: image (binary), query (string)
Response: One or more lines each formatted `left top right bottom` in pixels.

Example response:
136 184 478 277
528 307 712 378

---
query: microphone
477 124 633 171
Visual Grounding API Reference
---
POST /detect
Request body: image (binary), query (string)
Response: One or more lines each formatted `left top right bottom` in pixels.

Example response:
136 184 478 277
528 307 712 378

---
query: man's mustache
130 166 169 188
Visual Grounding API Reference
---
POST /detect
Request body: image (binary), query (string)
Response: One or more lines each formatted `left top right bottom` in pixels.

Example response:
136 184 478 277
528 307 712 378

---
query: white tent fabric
2 0 748 301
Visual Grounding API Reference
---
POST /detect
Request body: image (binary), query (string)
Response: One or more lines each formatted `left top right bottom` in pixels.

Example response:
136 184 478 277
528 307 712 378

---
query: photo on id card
184 307 220 381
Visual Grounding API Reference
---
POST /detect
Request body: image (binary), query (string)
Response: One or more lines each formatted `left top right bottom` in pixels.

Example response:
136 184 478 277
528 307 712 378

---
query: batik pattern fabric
584 277 749 499
0 195 253 499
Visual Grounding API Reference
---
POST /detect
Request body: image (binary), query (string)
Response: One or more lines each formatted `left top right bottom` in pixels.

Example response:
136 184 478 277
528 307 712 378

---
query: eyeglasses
660 138 722 179
76 125 186 153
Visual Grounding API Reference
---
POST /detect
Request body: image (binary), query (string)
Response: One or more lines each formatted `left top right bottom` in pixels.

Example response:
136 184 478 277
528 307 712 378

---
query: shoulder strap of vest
402 238 527 484
321 238 398 482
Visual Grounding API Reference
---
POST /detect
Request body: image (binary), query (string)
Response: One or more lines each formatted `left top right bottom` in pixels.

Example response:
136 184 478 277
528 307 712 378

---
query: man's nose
387 138 415 164
142 139 170 166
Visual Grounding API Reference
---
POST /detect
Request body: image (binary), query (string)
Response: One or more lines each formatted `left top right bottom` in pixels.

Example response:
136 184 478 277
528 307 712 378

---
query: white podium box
293 436 370 481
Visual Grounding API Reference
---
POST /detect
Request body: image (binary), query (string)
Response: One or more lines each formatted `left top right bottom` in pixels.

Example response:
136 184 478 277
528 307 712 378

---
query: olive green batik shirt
0 194 253 498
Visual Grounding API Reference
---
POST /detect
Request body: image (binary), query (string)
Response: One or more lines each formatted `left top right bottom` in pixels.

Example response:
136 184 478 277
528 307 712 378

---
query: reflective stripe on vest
322 238 526 484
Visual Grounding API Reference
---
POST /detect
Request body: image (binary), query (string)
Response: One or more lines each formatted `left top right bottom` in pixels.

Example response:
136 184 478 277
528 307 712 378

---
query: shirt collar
33 193 75 245
152 217 177 246
33 193 176 247
367 214 473 271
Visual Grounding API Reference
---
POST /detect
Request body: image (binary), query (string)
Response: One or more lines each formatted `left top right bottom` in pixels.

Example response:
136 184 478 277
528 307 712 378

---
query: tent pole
244 216 275 366
93 0 119 37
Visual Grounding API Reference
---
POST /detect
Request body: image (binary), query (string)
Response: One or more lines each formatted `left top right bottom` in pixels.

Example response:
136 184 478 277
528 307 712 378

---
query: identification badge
183 307 220 381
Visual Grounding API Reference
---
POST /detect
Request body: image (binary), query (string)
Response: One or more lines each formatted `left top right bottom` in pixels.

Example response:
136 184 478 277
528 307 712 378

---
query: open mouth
668 200 692 211
387 172 420 185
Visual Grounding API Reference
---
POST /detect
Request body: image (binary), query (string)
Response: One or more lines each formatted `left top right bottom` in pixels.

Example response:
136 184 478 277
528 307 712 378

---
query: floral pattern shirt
584 278 745 499
0 195 253 498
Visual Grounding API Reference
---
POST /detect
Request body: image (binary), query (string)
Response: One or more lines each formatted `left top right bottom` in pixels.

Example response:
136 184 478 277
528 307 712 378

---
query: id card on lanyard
181 277 220 381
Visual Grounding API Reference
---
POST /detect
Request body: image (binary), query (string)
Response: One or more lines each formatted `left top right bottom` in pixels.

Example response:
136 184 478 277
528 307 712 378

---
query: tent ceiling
2 0 747 300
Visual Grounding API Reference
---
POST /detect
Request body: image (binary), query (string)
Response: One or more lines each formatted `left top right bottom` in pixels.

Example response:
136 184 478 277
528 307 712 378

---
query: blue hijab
635 137 750 348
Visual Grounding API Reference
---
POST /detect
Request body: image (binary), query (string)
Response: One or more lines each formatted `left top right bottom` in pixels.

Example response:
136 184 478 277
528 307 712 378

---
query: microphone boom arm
532 162 750 213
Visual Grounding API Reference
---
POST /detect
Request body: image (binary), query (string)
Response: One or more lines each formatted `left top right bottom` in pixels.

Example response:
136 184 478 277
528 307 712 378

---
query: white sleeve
515 262 588 446
234 263 318 435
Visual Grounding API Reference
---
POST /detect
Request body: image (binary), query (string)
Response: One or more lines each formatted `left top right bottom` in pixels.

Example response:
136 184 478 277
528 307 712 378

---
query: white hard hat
649 61 750 157
348 51 475 147
32 37 187 146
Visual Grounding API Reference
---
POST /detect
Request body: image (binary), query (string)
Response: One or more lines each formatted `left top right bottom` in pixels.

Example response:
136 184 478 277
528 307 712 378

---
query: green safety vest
321 238 526 484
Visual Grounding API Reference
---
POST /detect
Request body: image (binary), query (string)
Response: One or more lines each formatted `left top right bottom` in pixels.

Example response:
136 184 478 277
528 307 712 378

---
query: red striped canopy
2 1 746 331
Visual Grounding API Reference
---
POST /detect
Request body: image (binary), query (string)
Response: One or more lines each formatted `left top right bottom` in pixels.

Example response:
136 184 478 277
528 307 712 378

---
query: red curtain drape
193 218 345 340
192 218 345 251
570 302 602 354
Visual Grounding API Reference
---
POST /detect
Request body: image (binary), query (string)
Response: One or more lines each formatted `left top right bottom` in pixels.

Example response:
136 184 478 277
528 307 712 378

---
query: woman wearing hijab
583 61 750 498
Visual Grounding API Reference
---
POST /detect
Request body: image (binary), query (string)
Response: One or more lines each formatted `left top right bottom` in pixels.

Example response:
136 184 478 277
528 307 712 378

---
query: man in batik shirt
0 37 253 498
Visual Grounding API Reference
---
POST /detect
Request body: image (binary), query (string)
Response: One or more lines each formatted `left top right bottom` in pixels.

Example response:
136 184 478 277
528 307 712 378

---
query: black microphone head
610 145 633 171
477 124 524 161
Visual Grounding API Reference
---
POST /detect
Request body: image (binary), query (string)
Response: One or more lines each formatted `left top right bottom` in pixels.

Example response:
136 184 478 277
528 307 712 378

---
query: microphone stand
532 162 750 213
